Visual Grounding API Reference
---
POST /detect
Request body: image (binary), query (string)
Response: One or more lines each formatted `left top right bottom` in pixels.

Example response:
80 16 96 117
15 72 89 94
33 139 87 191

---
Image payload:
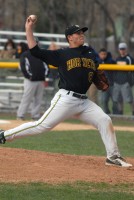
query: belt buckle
73 93 87 99
81 95 86 99
81 94 87 99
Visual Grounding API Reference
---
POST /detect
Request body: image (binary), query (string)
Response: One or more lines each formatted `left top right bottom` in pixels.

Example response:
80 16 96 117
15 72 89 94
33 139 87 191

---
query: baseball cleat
0 130 6 144
105 155 132 167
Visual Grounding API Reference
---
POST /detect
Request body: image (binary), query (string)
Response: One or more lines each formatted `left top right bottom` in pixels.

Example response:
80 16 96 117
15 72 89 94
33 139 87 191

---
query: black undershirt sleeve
30 45 60 67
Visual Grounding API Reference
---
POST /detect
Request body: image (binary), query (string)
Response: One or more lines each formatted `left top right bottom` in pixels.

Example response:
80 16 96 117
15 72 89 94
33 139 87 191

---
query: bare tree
22 0 28 31
2 0 134 54
0 0 6 29
94 0 118 51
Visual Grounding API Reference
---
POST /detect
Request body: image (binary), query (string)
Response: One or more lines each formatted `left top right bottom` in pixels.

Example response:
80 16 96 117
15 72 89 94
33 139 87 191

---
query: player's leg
31 81 44 120
112 83 121 114
121 82 134 115
17 79 36 119
78 99 132 167
1 90 81 141
78 99 119 158
110 86 115 114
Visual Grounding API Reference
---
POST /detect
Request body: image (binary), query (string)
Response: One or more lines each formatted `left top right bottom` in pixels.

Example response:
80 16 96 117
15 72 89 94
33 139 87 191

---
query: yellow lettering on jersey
67 58 81 71
88 71 94 83
67 58 96 71
82 58 96 70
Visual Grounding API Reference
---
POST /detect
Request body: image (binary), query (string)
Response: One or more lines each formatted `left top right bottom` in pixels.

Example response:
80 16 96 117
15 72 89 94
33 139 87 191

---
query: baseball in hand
29 15 37 23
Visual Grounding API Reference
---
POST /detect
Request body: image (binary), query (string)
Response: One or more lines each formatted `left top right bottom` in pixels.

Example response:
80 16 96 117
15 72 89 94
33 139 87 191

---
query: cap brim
73 27 88 34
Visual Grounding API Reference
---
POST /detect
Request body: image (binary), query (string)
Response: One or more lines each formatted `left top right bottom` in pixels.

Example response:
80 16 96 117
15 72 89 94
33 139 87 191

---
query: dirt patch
0 119 134 132
0 147 134 184
0 120 134 184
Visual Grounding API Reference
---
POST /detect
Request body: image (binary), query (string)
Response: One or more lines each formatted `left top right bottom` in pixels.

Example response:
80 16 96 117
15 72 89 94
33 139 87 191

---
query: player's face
68 31 85 47
99 51 107 60
119 48 127 56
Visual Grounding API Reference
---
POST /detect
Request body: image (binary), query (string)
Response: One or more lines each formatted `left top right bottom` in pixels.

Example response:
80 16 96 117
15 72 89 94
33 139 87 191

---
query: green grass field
0 182 134 200
3 130 134 157
0 117 134 199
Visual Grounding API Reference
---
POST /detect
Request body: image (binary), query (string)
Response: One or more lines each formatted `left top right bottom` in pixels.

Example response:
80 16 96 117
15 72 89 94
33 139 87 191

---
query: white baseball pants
4 89 120 158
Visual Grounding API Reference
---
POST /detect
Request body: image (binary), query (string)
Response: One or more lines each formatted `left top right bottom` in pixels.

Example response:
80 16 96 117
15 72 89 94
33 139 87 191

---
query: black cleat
106 155 132 167
0 130 6 144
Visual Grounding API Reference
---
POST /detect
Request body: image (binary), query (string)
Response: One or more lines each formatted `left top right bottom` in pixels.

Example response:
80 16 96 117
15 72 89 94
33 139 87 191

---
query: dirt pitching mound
0 147 134 184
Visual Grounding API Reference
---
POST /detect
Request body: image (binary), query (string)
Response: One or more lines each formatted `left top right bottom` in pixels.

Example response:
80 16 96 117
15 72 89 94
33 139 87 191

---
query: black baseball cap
65 25 88 38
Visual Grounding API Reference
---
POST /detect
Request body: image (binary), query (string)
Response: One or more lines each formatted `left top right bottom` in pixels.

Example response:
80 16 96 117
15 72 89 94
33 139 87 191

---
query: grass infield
3 130 134 157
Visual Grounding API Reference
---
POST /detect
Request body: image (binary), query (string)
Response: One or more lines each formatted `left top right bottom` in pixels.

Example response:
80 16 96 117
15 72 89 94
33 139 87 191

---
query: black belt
67 91 88 99
73 93 88 99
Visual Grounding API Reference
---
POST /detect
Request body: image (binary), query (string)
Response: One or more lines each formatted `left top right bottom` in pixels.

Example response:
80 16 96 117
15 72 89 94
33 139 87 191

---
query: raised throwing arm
25 15 37 49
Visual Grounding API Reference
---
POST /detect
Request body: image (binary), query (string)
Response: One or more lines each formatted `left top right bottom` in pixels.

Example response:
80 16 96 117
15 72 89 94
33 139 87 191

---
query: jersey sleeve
30 45 60 67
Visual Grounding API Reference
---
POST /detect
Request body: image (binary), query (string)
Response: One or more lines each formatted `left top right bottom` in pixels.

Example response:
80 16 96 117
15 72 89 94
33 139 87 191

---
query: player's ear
68 35 72 42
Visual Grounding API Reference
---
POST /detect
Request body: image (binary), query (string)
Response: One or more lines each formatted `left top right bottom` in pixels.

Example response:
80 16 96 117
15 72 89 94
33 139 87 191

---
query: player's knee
100 113 112 126
96 114 113 133
35 121 53 133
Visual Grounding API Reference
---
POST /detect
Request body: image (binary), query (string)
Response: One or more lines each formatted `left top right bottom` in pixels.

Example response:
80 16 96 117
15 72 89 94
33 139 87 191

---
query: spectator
0 38 16 59
17 39 49 120
48 41 60 51
113 42 134 115
98 48 115 114
47 42 60 91
14 42 28 59
4 38 16 50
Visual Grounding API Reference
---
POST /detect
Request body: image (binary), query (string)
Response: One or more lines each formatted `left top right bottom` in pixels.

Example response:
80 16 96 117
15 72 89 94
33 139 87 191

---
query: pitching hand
25 15 36 30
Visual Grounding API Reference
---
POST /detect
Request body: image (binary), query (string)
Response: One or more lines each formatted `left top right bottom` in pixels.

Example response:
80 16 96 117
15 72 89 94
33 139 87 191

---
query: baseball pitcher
0 16 132 168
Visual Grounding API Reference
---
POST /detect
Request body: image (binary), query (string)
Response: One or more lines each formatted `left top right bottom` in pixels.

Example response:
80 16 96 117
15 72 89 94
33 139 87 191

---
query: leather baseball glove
93 70 109 91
